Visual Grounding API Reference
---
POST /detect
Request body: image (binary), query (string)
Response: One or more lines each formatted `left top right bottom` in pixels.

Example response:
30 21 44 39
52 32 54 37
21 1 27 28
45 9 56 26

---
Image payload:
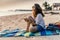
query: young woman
24 3 45 32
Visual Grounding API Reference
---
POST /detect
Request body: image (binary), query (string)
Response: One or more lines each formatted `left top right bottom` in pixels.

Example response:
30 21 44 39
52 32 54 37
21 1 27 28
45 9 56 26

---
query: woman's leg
37 25 45 32
29 26 37 32
26 22 31 32
30 25 45 32
24 16 35 32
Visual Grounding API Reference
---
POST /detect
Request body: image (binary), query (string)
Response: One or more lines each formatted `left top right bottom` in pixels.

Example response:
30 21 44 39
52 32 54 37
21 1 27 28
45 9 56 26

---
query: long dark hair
34 3 45 17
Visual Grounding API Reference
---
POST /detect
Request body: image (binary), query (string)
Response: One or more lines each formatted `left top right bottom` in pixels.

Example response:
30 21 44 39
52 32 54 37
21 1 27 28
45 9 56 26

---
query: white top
35 14 45 29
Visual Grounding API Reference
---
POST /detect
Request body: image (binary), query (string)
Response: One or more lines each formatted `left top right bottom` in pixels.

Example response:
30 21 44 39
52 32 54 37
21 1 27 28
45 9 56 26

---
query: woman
24 3 45 32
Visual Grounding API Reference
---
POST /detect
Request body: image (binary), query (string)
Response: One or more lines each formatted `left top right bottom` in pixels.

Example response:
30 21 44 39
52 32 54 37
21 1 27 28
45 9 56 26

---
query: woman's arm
31 21 37 26
28 16 37 26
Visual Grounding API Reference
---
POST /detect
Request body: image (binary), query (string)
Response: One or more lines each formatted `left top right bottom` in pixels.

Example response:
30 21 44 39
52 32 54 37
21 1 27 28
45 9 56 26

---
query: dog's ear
24 18 29 22
24 18 27 21
28 16 32 18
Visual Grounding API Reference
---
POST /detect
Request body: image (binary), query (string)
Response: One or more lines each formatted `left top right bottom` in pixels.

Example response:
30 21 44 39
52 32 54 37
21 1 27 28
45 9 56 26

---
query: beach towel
47 23 60 30
0 28 60 37
0 29 19 37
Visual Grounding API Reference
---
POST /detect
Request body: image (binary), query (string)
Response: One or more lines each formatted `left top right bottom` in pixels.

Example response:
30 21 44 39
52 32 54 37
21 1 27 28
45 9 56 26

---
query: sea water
0 11 32 16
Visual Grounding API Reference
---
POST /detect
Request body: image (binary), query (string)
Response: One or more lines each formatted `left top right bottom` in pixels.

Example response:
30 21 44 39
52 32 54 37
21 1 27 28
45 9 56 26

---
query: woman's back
35 14 45 29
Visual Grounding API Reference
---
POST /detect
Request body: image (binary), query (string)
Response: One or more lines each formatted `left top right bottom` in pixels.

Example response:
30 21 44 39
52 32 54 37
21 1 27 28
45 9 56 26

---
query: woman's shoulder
37 14 42 17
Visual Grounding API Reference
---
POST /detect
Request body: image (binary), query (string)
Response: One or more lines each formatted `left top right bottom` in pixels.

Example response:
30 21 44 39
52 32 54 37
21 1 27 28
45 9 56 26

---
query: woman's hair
32 3 45 17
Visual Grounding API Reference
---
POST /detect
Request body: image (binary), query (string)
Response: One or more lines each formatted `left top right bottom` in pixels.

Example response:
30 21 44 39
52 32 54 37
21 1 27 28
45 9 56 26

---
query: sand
0 13 60 40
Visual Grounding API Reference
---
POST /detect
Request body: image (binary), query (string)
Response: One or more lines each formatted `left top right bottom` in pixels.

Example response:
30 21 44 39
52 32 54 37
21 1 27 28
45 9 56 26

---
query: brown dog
24 16 35 24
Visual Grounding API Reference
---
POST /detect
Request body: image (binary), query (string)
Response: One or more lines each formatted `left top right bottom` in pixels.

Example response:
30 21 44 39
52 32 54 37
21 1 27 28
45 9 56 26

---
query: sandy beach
0 0 60 40
0 13 60 40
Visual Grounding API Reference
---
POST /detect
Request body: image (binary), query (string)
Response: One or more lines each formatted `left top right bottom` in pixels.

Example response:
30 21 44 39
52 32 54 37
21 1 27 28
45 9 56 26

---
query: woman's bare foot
26 29 29 32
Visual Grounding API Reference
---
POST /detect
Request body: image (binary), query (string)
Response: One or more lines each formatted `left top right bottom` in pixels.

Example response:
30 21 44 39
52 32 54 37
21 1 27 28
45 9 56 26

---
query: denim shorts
37 25 45 32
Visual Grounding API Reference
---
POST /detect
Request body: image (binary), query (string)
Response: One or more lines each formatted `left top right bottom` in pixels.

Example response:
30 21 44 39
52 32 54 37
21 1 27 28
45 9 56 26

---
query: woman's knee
29 27 37 32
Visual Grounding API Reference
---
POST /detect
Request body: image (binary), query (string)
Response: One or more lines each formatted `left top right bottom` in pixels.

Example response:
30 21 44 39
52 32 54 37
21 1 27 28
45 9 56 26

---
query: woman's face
32 6 36 18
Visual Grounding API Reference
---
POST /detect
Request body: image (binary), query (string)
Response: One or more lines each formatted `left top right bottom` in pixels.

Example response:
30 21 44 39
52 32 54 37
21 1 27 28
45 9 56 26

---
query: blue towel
0 28 60 37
